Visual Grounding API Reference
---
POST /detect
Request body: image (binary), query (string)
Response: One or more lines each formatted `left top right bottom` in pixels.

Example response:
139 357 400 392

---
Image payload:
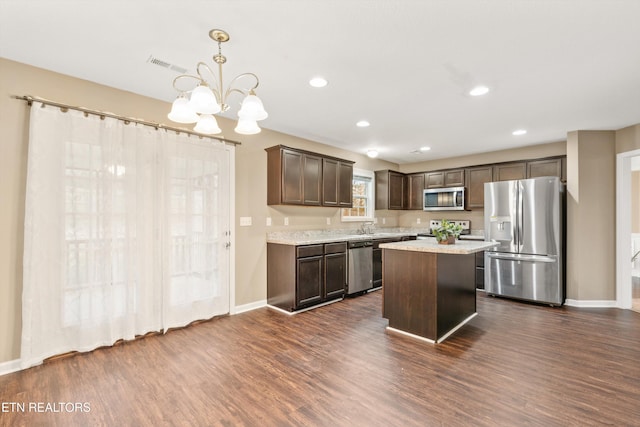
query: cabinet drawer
324 242 347 254
297 244 324 258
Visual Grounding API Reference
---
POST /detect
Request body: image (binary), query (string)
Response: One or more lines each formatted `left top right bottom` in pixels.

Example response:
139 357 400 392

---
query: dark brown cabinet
407 173 425 210
324 242 348 299
266 145 354 207
267 241 346 312
527 158 562 179
475 251 485 290
322 158 354 207
466 166 494 209
425 172 444 189
425 169 465 189
296 253 323 306
375 170 406 210
493 162 527 181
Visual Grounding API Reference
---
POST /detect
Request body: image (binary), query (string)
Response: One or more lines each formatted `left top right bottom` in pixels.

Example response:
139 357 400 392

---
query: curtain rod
11 95 242 146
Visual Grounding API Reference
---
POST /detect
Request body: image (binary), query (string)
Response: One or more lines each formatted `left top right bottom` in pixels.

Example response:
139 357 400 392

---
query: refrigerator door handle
517 182 524 251
486 252 557 263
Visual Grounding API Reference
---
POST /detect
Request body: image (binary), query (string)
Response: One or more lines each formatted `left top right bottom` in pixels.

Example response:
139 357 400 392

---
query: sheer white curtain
21 103 230 368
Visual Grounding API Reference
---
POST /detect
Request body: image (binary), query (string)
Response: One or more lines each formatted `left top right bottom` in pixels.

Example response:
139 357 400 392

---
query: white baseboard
232 299 267 315
564 299 617 308
0 359 22 377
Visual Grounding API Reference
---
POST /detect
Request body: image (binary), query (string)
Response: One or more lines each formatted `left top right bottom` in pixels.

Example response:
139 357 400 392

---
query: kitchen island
379 239 497 343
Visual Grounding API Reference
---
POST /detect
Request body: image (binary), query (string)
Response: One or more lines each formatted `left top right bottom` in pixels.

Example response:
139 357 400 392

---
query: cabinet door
324 252 346 299
527 158 562 179
493 162 526 182
282 149 304 204
389 172 406 210
444 169 465 187
296 256 323 308
303 154 322 205
372 248 383 288
338 162 353 207
322 158 339 206
425 172 444 189
466 166 493 209
407 173 425 210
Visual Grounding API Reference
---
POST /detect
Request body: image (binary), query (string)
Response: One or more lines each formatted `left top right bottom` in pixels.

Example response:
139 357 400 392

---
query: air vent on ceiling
146 55 188 74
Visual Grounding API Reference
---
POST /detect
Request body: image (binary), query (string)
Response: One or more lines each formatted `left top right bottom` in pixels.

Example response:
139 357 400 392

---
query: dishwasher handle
349 240 373 249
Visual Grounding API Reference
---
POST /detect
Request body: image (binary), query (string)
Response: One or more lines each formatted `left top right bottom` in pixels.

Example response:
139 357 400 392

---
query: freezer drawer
485 252 563 305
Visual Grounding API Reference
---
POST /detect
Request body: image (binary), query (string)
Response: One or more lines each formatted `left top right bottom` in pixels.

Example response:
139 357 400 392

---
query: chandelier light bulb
168 96 199 124
238 93 268 121
189 84 221 115
235 118 261 135
194 114 222 135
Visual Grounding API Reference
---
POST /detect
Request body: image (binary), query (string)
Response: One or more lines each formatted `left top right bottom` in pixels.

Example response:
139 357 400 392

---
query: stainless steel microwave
423 187 465 211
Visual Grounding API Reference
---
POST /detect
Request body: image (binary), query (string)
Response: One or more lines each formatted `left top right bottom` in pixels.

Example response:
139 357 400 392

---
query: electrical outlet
239 217 252 226
326 217 331 225
417 218 421 224
284 217 289 226
266 217 272 226
382 218 386 225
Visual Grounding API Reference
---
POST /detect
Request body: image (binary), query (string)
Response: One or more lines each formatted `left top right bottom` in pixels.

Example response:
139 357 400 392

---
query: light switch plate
266 217 272 226
326 217 331 225
284 217 289 226
239 217 252 226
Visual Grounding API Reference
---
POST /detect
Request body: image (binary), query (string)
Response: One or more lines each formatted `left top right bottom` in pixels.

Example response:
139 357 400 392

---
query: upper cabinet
425 169 465 189
376 170 406 210
322 158 353 207
493 162 527 182
406 173 425 210
466 166 494 209
266 145 354 207
527 158 562 179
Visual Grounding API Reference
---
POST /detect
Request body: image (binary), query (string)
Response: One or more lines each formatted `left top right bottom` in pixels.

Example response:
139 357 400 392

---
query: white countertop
379 238 497 255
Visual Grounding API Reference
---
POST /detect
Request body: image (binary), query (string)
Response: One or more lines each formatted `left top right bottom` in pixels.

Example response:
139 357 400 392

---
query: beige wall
615 123 640 154
566 130 616 300
0 58 398 362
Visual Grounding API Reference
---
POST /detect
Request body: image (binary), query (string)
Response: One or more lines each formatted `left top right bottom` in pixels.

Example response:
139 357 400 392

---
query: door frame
615 149 640 309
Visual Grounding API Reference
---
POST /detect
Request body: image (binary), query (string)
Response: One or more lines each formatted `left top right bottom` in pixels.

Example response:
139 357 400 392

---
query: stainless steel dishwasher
347 240 373 295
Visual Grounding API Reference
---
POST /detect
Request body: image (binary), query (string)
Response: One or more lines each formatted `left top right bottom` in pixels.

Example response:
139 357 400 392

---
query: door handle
487 252 556 263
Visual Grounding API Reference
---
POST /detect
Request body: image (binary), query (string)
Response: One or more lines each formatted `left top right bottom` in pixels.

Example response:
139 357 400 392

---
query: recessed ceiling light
356 120 370 128
420 146 431 152
512 129 527 136
309 77 328 88
469 86 490 96
367 150 379 158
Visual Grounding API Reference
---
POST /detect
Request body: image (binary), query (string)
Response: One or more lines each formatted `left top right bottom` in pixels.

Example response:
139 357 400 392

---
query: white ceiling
2 0 640 164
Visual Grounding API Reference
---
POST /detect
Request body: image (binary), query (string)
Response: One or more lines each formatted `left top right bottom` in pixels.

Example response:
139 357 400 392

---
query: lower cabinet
267 242 347 311
475 251 485 290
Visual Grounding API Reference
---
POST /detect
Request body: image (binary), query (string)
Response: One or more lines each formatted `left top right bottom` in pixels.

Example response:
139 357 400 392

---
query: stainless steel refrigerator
484 176 564 305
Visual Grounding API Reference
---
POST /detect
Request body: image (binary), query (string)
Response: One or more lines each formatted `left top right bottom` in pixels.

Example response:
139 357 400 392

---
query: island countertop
379 238 497 254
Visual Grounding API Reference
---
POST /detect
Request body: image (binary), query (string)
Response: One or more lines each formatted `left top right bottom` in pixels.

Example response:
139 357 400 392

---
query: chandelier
167 29 268 135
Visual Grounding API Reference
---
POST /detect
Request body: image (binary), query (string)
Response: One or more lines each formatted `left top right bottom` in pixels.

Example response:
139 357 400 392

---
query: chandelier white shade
168 29 267 135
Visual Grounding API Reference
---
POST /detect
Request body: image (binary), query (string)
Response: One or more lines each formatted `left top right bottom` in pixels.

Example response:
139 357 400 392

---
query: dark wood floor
1 291 640 426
